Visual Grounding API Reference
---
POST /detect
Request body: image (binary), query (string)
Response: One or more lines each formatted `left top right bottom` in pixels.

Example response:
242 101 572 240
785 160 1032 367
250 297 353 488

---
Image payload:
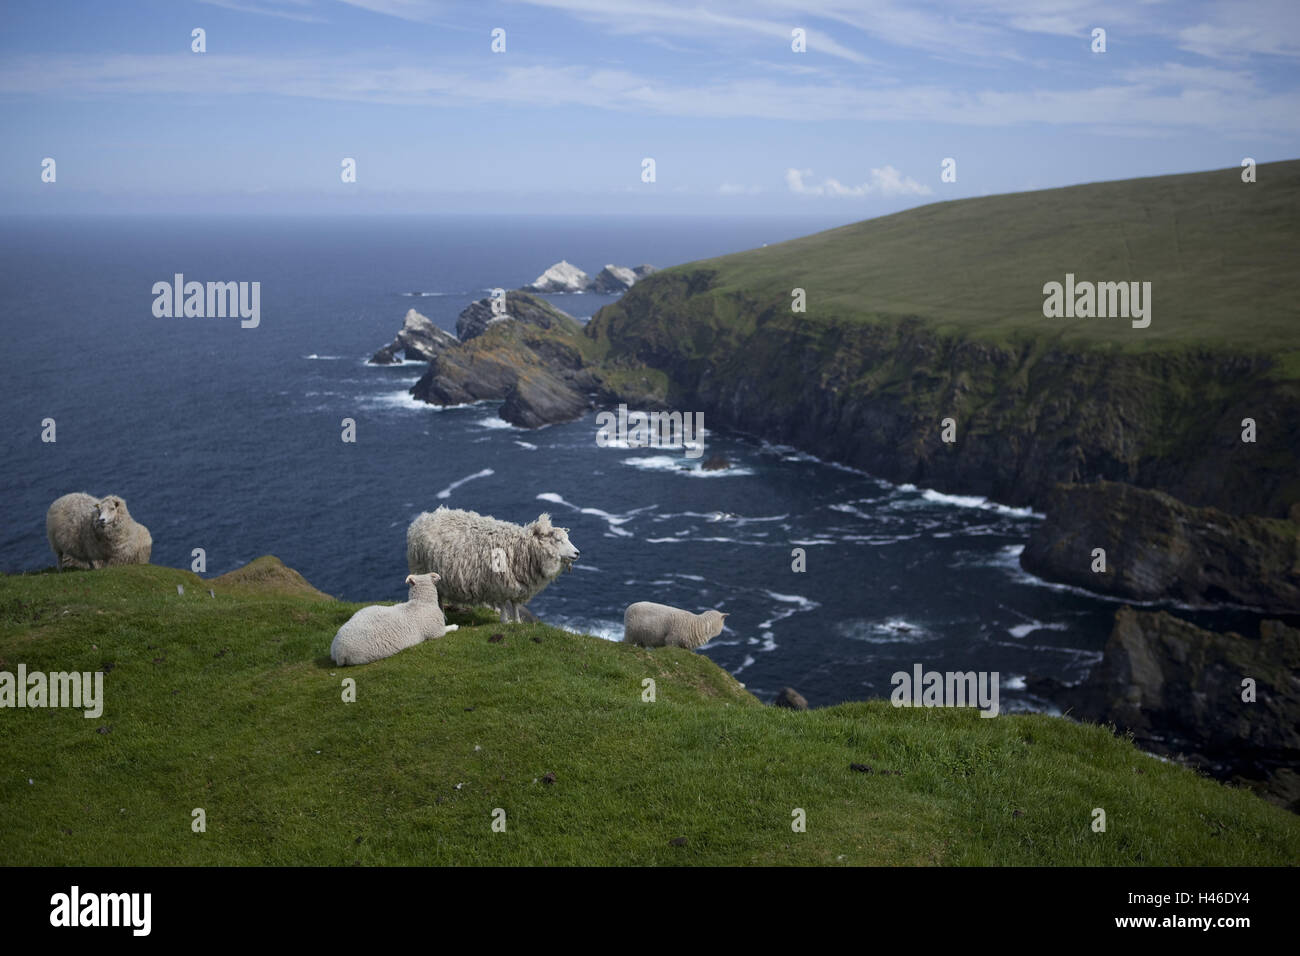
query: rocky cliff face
1029 607 1300 811
408 292 604 427
369 308 459 364
455 290 574 342
584 269 1300 519
1022 482 1300 612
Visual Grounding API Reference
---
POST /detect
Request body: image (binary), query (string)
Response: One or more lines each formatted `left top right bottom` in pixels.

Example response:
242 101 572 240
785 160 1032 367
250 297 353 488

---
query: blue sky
2 0 1298 215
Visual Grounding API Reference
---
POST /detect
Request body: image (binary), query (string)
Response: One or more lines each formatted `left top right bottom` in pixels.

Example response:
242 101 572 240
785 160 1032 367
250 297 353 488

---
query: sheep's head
531 513 580 575
405 572 440 601
93 495 127 532
700 610 729 641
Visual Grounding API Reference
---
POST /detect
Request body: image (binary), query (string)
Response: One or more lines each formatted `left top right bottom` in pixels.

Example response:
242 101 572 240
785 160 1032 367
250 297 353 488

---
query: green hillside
668 160 1300 358
2 561 1297 866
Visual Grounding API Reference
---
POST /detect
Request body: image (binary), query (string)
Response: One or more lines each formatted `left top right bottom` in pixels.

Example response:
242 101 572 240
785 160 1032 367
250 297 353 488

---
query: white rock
525 260 589 293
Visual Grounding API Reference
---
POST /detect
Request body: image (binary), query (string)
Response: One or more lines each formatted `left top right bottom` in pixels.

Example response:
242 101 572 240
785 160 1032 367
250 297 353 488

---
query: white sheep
406 506 579 623
330 572 459 666
46 492 152 570
623 601 729 649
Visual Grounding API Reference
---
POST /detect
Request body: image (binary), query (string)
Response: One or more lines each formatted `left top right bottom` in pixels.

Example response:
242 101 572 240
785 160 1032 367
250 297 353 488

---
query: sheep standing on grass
330 573 458 666
46 493 152 570
407 506 579 623
623 602 728 649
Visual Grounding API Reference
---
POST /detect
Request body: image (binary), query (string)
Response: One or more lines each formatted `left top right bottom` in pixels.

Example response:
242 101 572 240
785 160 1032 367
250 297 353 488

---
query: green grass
2 560 1297 866
661 160 1300 361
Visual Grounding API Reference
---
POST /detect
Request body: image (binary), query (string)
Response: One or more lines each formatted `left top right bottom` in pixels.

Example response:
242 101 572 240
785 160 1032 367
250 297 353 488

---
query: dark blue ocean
0 215 1263 708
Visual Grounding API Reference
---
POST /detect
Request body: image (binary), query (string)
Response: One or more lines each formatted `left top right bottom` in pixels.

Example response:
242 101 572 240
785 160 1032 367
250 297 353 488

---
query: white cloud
2 52 1297 136
786 166 932 197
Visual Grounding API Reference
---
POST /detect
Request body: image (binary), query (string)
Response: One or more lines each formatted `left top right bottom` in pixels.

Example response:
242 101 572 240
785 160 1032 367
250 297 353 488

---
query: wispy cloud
5 52 1295 135
786 166 932 198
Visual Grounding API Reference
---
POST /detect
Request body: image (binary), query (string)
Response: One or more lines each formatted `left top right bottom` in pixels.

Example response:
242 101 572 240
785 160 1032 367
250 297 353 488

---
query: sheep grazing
406 506 579 623
46 492 152 570
623 602 728 649
330 572 459 666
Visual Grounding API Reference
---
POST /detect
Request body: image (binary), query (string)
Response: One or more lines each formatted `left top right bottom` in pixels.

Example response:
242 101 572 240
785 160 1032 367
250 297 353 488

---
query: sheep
406 506 579 624
623 601 729 649
46 492 152 570
330 572 459 666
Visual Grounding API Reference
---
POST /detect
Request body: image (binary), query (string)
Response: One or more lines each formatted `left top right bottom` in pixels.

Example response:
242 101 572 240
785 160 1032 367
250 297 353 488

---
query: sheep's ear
534 513 552 533
721 612 730 618
405 574 415 586
429 572 440 582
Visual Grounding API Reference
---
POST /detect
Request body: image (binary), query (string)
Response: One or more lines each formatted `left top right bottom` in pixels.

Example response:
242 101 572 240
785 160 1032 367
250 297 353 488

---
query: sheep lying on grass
330 572 458 666
407 506 579 623
46 492 152 570
623 602 728 649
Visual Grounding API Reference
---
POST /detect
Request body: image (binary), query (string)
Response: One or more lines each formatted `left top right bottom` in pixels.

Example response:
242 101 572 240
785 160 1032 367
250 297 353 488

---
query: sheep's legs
498 603 512 624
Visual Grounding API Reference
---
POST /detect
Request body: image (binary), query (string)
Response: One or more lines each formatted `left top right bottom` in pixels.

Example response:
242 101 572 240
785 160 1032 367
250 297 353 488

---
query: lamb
406 506 579 623
623 602 729 649
46 492 152 570
330 572 459 666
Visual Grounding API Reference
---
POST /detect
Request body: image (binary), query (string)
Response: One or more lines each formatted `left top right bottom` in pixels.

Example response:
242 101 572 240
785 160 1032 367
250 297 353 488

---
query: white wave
364 355 428 367
623 455 754 477
535 492 653 539
838 617 937 645
917 488 1040 518
475 416 516 430
436 468 494 499
400 291 468 297
789 539 837 546
547 616 623 642
1007 620 1069 639
644 536 767 546
1002 675 1027 690
514 441 538 450
363 388 430 411
731 654 757 675
303 354 344 360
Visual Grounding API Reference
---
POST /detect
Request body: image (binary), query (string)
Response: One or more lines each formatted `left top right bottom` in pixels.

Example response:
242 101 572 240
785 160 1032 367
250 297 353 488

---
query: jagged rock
774 687 809 710
1028 607 1300 811
456 291 573 342
525 261 589 293
368 309 458 364
587 265 638 293
501 374 590 428
702 455 730 472
632 264 657 280
409 295 608 428
1021 481 1300 612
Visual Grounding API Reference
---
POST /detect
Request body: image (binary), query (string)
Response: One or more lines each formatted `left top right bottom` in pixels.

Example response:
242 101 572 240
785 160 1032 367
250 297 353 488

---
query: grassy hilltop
2 560 1297 866
634 160 1300 356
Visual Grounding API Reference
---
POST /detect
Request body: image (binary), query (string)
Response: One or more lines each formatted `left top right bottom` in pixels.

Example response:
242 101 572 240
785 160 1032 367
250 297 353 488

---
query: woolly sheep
406 506 579 624
46 492 152 570
623 601 729 649
330 572 459 666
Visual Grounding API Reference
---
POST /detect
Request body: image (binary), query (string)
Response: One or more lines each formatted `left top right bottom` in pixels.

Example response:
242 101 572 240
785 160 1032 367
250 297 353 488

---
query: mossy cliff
575 162 1300 517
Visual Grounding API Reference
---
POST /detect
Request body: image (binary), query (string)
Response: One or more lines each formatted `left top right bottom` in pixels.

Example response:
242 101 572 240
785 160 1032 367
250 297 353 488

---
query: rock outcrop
1029 607 1300 811
524 261 656 294
1021 482 1300 612
456 290 577 342
408 292 605 428
588 265 638 293
369 309 459 365
525 261 589 294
